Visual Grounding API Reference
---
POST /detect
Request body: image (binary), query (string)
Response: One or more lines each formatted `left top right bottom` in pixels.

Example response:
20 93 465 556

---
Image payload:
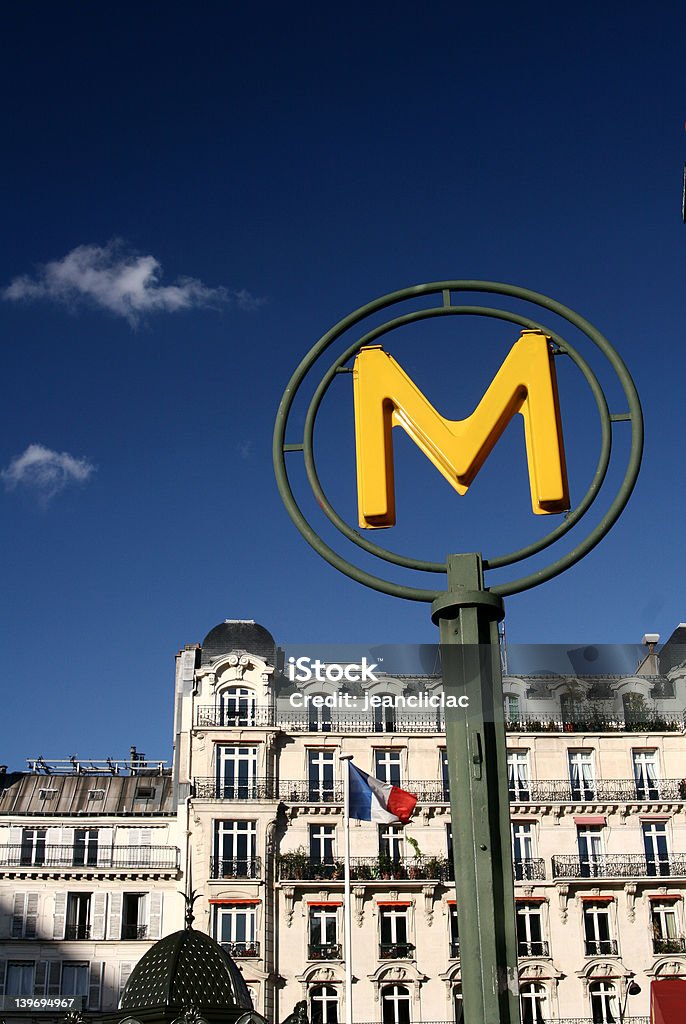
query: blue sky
1 3 685 769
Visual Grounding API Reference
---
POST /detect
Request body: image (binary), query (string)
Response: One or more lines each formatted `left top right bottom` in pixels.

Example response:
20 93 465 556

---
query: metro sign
352 329 570 529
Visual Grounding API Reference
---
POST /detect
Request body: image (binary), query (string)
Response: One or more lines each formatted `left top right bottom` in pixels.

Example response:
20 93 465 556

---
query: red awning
308 901 343 906
573 815 606 825
377 900 412 906
651 979 686 1024
648 894 683 901
579 895 614 903
208 898 261 905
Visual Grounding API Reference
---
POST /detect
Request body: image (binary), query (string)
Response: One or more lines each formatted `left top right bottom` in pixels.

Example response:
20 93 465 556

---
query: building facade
2 619 686 1024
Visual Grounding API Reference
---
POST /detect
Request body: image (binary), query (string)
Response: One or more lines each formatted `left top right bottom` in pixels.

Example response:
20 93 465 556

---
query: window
643 821 670 876
583 902 615 955
214 820 257 878
374 750 401 786
568 750 595 800
560 693 583 725
308 696 332 733
121 894 147 940
379 825 404 863
449 905 459 958
512 823 536 880
381 984 411 1024
310 985 339 1024
309 906 339 959
577 826 604 877
308 750 335 802
589 980 618 1024
6 962 34 996
220 686 256 726
651 901 684 953
87 790 105 802
633 750 660 799
520 982 547 1024
215 904 258 956
216 746 258 799
504 694 521 721
73 830 99 867
441 750 450 800
309 825 335 864
20 829 46 867
65 893 91 940
507 751 530 800
453 988 464 1024
516 902 546 956
60 963 89 999
11 894 38 938
373 698 397 734
379 906 412 958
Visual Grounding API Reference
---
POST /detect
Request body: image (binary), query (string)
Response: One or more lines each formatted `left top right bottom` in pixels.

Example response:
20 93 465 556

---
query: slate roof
200 620 276 666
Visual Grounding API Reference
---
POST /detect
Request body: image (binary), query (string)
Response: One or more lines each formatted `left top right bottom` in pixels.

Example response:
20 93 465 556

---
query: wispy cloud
3 241 262 325
2 444 96 501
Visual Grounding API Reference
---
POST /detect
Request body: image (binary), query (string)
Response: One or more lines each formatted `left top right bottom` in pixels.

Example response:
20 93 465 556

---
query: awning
651 979 686 1024
573 815 606 825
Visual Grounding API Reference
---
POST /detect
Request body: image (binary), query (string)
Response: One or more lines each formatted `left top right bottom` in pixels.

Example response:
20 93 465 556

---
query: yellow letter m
352 330 570 528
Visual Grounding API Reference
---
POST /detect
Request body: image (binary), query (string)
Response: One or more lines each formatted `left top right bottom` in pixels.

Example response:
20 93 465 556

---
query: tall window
577 826 604 877
507 751 530 800
308 696 332 733
216 745 258 799
504 694 521 721
520 982 547 1024
516 902 545 956
453 988 464 1024
560 692 583 725
374 750 401 786
373 698 397 733
379 906 411 958
309 906 339 958
65 893 91 940
215 903 257 955
441 750 450 800
583 902 615 955
449 905 459 958
220 687 256 726
512 823 535 880
61 963 89 998
5 962 34 996
379 824 404 863
308 750 335 802
381 984 411 1024
20 828 46 867
589 980 617 1024
310 985 339 1024
651 901 682 953
568 750 595 800
121 893 147 940
633 750 660 799
643 821 669 876
309 825 335 864
73 829 99 867
214 820 257 878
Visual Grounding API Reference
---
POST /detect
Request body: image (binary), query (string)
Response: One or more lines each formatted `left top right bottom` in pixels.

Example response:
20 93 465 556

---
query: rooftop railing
0 844 180 869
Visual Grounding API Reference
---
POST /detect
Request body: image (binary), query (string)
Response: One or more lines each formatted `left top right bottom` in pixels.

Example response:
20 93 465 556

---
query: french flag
347 761 417 823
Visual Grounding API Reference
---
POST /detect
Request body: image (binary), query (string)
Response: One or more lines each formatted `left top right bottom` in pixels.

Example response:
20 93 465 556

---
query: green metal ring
273 281 643 601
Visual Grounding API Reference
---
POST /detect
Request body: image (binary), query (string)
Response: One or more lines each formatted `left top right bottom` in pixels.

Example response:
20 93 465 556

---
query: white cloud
3 241 261 324
2 444 96 500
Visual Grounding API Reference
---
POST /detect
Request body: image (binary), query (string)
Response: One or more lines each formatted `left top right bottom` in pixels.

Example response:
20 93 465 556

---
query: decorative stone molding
422 885 436 925
353 886 365 926
624 883 637 922
558 884 570 923
283 886 296 926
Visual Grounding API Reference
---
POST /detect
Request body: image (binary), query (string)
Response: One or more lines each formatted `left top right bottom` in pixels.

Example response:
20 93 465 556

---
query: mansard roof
200 620 276 667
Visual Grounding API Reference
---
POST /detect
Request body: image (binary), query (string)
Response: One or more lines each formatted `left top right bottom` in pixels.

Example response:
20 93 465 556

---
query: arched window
373 697 397 733
589 980 618 1023
381 984 411 1024
308 695 332 733
310 985 338 1024
220 687 256 726
520 981 547 1024
453 987 464 1024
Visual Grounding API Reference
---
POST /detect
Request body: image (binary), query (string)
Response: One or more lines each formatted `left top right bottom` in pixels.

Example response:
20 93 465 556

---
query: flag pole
340 754 354 1024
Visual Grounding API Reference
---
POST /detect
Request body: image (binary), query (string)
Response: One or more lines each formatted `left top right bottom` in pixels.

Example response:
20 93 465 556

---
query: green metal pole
432 553 520 1024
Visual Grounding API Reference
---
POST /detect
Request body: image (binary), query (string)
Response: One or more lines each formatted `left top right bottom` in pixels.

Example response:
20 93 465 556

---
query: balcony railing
65 924 91 940
653 936 686 953
220 940 260 958
509 778 686 802
553 854 686 879
449 940 460 958
121 924 148 940
308 943 342 960
379 942 415 959
0 845 179 869
517 940 550 957
278 855 452 882
560 1019 649 1024
506 712 685 733
585 938 619 955
513 858 546 881
193 778 276 800
210 856 262 879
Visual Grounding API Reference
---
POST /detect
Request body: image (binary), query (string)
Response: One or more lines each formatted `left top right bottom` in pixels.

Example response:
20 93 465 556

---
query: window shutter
148 892 163 939
53 893 66 939
91 893 107 941
118 962 133 1003
11 893 26 938
25 893 39 939
46 961 61 996
97 828 113 868
108 892 123 940
0 960 6 996
88 962 104 1010
8 826 21 865
34 962 47 995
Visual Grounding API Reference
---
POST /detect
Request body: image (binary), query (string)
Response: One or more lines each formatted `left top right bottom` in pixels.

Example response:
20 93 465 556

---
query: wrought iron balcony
210 856 262 879
653 936 686 953
505 711 685 733
585 938 619 955
278 780 343 802
552 853 686 879
65 924 91 940
560 1019 649 1024
308 943 342 960
508 778 686 802
0 844 179 870
121 924 148 940
513 858 546 881
449 941 460 959
278 855 452 882
220 940 260 958
517 940 550 957
195 705 445 733
379 942 415 959
193 778 277 800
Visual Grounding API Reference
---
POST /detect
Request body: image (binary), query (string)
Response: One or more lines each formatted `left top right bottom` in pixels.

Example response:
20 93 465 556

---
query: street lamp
619 980 641 1023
